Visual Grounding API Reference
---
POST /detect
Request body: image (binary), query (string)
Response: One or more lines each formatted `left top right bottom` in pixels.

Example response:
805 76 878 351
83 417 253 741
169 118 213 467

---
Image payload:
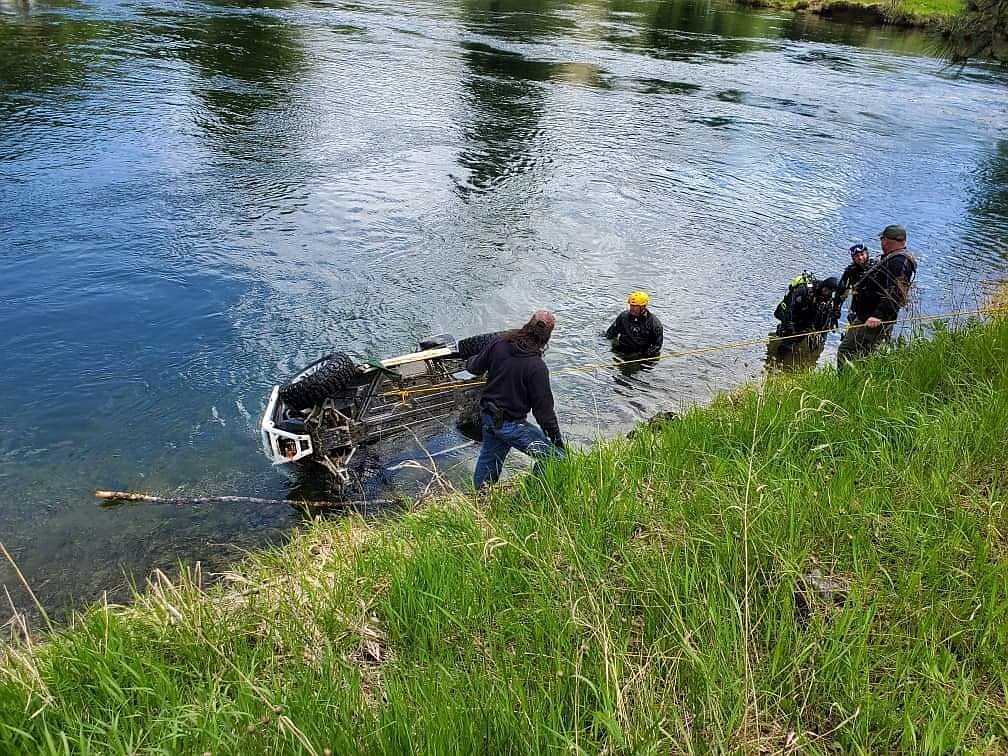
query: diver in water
605 291 664 358
774 275 840 356
833 243 875 325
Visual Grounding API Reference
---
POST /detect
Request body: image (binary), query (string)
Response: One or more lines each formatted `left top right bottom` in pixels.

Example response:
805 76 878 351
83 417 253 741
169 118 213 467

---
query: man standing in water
466 310 565 489
606 291 664 357
837 224 917 366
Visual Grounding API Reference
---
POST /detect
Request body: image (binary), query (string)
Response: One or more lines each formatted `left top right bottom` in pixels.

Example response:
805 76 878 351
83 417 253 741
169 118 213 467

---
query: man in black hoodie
466 310 565 489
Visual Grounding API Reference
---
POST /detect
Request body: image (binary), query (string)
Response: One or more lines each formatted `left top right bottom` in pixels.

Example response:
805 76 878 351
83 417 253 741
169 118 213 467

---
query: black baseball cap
879 224 907 241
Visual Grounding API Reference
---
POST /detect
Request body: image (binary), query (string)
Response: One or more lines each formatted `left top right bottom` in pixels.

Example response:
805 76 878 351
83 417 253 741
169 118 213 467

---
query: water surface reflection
1 0 1006 620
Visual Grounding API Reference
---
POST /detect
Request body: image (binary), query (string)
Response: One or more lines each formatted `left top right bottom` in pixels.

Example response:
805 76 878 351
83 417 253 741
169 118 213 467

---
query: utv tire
456 332 499 359
455 384 484 442
279 352 357 410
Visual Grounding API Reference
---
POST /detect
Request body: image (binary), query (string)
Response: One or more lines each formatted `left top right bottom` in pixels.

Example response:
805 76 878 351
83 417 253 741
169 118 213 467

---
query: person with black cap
774 275 840 355
466 310 565 489
837 224 917 367
833 243 875 325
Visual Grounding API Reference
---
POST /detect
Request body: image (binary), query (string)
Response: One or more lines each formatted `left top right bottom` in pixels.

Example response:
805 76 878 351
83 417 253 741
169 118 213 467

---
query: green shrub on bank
1 317 1006 754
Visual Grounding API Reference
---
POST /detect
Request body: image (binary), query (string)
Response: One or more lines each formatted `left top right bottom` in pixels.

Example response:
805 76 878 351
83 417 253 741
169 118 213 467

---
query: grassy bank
737 0 964 31
2 315 1007 753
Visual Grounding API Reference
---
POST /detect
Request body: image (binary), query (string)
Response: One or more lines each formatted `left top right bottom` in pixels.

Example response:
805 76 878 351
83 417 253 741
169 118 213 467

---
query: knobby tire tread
279 352 357 410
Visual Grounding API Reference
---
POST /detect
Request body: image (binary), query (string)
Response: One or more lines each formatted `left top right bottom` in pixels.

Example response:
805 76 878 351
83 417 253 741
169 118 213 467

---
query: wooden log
94 490 401 510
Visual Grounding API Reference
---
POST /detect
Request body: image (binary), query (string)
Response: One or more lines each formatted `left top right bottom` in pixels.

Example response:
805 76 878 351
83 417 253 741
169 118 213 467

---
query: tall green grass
2 317 1006 754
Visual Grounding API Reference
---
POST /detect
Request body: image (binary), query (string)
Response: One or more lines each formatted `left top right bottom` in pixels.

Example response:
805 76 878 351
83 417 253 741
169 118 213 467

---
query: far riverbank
737 0 963 31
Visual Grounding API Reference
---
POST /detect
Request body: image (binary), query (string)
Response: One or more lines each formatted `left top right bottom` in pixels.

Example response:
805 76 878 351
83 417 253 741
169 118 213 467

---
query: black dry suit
775 277 834 338
465 337 563 447
605 309 664 356
833 257 875 323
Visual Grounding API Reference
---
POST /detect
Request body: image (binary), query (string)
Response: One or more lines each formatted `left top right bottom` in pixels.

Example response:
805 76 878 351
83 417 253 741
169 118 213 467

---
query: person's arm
529 362 563 448
605 313 623 340
465 339 494 376
835 267 853 303
647 316 663 356
831 274 848 326
778 289 801 335
870 256 912 323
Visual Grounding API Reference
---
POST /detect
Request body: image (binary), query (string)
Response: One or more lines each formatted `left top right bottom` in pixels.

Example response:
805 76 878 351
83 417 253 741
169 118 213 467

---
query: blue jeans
473 411 564 489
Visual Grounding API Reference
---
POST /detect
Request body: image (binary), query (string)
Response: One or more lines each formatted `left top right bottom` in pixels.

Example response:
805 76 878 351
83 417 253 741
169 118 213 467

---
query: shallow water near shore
1 0 1006 620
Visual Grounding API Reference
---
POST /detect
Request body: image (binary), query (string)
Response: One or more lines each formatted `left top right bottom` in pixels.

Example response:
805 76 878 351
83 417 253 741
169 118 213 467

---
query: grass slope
2 317 1007 754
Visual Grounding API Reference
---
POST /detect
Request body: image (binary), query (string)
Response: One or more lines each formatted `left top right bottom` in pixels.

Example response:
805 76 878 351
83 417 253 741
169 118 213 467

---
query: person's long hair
502 313 554 355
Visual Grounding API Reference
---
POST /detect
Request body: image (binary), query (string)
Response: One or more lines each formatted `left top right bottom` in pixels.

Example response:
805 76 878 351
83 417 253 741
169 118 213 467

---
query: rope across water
97 305 1005 509
383 305 1007 400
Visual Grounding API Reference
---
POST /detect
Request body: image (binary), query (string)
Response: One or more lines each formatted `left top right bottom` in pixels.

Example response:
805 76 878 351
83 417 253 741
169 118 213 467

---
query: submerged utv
260 332 496 490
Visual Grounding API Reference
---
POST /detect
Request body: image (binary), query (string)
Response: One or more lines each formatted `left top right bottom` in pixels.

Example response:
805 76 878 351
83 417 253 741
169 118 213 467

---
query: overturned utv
260 332 497 489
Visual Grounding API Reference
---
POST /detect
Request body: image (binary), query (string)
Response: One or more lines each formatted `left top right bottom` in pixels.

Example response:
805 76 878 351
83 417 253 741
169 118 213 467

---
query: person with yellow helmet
605 291 663 357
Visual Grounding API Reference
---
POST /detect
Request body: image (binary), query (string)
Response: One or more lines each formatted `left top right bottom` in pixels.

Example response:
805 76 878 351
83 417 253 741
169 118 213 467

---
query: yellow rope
381 305 1007 400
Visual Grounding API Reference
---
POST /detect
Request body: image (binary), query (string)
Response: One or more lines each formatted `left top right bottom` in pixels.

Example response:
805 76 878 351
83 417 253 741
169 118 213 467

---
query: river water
1 0 1006 619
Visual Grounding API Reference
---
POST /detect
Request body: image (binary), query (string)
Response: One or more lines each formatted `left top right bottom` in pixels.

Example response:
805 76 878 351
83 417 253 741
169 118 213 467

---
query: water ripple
1 0 1006 618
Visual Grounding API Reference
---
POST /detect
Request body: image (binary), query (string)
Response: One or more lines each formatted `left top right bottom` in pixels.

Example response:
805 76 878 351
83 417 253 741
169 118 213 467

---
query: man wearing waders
837 224 917 367
466 310 565 489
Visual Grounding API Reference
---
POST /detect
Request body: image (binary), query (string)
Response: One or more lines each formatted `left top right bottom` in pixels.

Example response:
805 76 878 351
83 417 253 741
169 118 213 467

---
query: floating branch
94 490 400 511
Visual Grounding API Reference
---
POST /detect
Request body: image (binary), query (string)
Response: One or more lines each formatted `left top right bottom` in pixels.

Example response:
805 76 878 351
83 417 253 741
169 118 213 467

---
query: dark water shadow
714 87 819 117
611 350 662 381
608 0 779 62
453 0 563 197
458 0 577 41
778 10 940 57
136 3 308 158
616 76 703 95
0 15 109 102
764 331 827 372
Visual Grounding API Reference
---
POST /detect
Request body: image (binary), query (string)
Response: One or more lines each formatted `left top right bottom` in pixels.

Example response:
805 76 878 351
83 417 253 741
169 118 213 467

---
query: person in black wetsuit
466 310 565 489
774 276 840 355
605 291 664 357
833 243 875 325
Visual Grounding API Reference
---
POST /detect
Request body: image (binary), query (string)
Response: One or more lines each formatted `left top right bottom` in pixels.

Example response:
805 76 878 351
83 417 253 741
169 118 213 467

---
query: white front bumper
260 386 313 464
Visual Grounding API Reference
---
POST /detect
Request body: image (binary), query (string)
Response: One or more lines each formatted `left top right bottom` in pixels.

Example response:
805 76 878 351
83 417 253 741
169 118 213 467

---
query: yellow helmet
627 291 650 306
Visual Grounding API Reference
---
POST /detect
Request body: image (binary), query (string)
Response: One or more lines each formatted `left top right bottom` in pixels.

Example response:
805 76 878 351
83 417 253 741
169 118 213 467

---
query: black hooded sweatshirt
465 337 562 446
833 258 875 323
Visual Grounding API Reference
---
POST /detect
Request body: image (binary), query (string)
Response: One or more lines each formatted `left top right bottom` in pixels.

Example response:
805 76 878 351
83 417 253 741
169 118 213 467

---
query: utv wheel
456 332 499 359
279 352 357 410
455 384 484 441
